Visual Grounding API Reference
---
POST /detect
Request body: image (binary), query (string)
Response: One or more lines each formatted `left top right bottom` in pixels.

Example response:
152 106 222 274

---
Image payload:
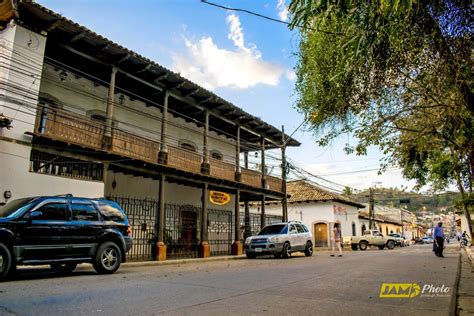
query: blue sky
37 0 419 192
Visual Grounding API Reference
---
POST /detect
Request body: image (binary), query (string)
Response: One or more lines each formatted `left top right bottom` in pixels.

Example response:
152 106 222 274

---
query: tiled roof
286 180 365 208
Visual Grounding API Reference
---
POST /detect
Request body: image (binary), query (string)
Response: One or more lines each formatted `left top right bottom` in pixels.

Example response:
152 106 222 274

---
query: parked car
344 230 397 250
388 233 405 247
0 195 133 280
422 236 434 244
244 221 313 259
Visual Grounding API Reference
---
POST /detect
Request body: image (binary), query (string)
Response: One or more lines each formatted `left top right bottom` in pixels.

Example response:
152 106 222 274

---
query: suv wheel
0 243 12 281
304 241 313 256
93 242 122 274
281 242 290 259
50 263 77 275
386 240 395 250
359 241 368 251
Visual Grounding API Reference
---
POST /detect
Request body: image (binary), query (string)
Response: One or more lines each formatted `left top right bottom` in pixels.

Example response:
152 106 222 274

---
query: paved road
0 244 460 316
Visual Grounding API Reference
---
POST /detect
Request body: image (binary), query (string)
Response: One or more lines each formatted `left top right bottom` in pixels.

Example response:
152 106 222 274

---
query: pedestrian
330 223 342 257
456 231 462 241
433 222 445 257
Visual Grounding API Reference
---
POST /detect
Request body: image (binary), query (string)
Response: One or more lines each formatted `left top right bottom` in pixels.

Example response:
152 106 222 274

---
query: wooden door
314 223 328 247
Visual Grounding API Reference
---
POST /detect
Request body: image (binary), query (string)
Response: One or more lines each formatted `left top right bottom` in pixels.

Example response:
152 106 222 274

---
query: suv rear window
96 201 126 223
258 224 287 235
71 203 99 221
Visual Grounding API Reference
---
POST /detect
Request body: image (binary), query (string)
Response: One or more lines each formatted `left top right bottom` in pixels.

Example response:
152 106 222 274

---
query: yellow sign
380 283 421 298
209 191 231 205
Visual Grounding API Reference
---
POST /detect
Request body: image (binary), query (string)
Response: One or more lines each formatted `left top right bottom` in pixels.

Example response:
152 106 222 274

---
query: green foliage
288 0 473 194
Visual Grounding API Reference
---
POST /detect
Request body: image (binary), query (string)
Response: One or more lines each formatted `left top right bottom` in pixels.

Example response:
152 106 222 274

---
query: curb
122 255 246 268
451 252 461 316
464 246 473 265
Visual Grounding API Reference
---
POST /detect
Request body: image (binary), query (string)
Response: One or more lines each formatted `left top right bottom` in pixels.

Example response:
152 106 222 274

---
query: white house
248 180 365 247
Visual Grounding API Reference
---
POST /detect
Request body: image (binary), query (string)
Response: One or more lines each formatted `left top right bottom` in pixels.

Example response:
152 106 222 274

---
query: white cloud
171 14 291 90
276 0 289 22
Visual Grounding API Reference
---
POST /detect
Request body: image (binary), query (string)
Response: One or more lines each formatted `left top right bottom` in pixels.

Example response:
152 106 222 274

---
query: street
0 244 460 316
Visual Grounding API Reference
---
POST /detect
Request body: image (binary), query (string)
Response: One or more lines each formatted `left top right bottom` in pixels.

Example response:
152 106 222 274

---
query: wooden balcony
209 158 236 182
34 108 285 194
112 129 159 164
241 168 261 188
267 175 283 192
40 109 104 150
167 145 202 174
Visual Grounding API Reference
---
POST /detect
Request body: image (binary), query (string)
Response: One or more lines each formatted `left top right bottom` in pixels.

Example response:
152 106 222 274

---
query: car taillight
127 224 132 236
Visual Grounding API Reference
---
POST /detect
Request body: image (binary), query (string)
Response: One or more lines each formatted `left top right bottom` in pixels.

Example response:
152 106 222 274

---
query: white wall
0 142 104 204
0 23 46 141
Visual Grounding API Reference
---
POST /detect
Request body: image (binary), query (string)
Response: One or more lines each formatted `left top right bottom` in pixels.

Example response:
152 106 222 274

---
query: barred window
29 150 103 181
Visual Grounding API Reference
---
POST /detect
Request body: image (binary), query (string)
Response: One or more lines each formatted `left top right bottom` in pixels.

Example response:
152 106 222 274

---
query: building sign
209 191 231 205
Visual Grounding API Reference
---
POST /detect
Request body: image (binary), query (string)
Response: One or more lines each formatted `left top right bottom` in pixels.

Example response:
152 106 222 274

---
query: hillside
346 188 460 214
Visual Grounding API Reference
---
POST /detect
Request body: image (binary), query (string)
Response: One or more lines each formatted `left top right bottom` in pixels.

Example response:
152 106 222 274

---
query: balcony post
201 110 210 174
156 174 167 261
231 189 243 255
260 194 266 230
158 90 169 164
243 152 251 239
104 66 117 149
261 137 266 189
235 126 241 182
281 125 288 222
200 183 210 257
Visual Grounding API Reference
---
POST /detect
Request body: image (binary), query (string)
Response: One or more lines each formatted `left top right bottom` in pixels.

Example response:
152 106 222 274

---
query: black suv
0 195 132 280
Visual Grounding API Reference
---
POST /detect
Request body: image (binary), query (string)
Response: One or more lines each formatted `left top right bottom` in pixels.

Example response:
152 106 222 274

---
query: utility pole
281 125 288 222
368 188 374 230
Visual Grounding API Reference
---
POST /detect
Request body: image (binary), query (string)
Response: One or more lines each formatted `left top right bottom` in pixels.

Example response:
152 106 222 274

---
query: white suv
244 221 313 259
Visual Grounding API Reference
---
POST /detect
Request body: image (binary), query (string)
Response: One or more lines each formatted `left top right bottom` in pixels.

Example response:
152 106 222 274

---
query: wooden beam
69 31 86 43
136 64 151 74
46 19 61 32
116 53 131 64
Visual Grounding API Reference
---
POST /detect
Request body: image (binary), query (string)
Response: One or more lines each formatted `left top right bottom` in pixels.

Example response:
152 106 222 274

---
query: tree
288 0 473 235
342 186 353 196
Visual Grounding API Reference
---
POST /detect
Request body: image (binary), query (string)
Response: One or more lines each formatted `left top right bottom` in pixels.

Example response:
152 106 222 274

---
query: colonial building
0 2 299 260
250 180 365 247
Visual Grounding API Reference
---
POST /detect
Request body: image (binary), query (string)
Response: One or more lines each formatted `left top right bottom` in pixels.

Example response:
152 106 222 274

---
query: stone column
201 110 210 174
104 66 117 149
200 183 210 257
243 152 251 239
232 190 243 255
235 126 241 181
261 137 266 189
158 90 169 164
156 175 166 261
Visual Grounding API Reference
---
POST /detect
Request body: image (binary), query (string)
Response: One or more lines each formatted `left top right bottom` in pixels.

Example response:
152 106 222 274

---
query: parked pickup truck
343 230 397 250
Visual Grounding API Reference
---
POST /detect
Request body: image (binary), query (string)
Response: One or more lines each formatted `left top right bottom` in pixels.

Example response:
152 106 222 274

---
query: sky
37 0 423 193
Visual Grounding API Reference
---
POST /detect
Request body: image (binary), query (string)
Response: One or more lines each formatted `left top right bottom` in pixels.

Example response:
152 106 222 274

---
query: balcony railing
209 158 235 182
112 129 159 164
34 108 284 193
167 145 202 174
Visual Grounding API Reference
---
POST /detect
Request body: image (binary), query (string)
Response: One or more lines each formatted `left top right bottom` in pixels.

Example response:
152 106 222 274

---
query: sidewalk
122 254 246 268
457 246 474 316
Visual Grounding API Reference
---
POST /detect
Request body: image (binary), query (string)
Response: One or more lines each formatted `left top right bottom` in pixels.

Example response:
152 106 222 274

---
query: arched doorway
314 223 328 247
352 222 356 236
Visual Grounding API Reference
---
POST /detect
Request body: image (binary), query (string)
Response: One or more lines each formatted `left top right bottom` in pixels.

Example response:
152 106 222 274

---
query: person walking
330 223 343 257
433 222 445 257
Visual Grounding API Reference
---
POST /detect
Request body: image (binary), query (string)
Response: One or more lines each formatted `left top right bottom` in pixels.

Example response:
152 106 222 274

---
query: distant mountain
344 188 460 214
